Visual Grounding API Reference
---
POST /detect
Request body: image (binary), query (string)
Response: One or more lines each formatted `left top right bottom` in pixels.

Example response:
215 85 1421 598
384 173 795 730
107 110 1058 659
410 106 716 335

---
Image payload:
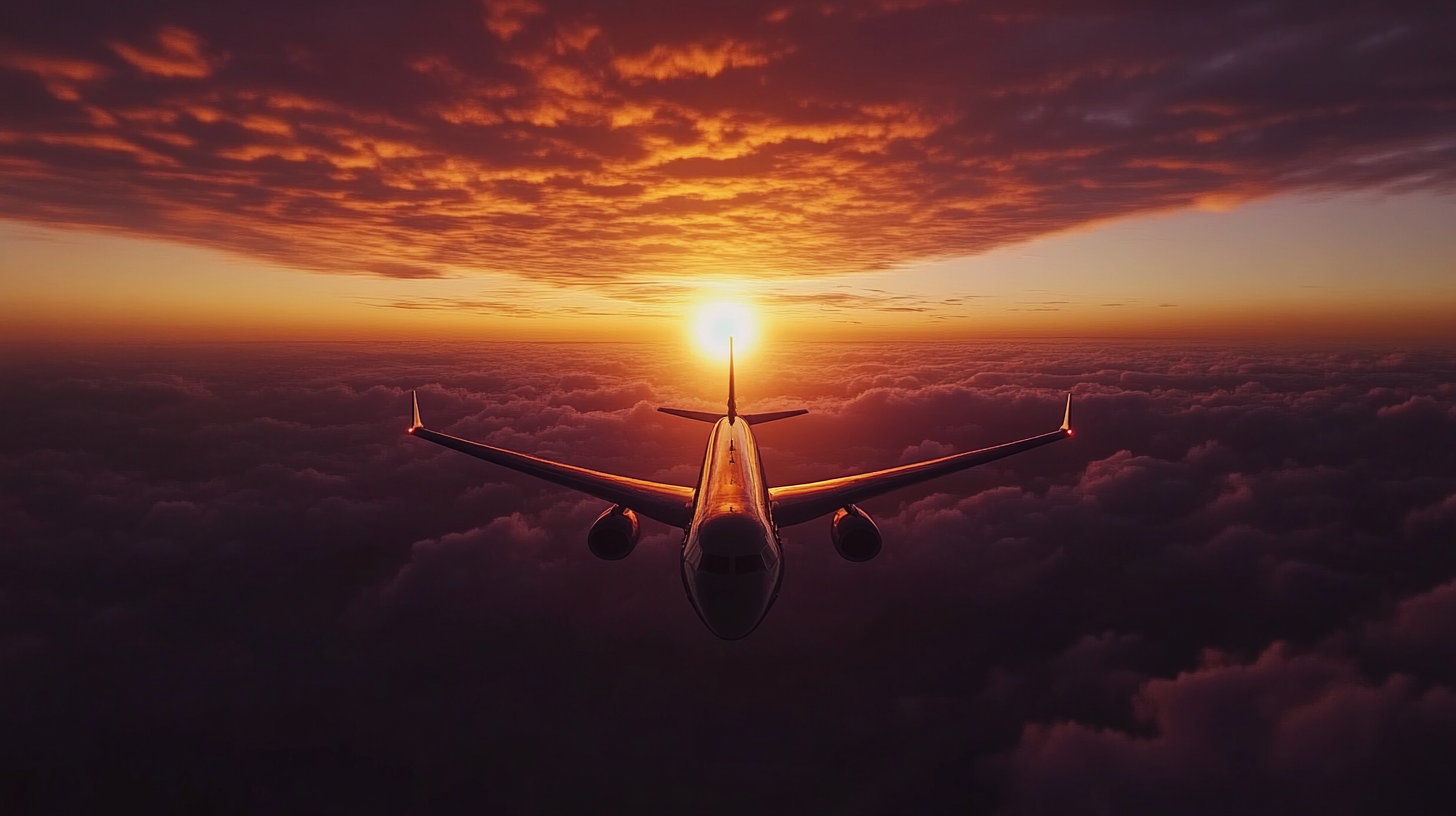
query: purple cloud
1 339 1454 810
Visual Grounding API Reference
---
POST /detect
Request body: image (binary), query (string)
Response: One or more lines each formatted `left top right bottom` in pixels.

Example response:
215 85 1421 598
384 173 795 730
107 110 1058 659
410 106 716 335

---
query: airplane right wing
409 392 696 528
767 394 1073 528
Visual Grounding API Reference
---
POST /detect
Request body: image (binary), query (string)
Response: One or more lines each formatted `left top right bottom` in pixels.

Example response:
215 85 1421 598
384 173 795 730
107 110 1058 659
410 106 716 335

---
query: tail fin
657 337 808 426
727 336 737 424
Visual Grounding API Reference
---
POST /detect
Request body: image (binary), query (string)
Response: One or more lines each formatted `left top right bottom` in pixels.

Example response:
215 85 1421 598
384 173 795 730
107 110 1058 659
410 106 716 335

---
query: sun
691 301 757 359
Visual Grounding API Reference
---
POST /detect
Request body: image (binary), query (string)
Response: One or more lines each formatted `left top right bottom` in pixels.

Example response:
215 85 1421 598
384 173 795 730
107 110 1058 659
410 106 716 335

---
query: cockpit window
700 553 731 574
734 554 763 574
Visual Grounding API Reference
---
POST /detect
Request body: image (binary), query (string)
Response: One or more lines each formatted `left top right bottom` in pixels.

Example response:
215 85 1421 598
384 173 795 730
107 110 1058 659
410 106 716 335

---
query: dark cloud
2 340 1456 812
1000 641 1456 816
1 1 1453 284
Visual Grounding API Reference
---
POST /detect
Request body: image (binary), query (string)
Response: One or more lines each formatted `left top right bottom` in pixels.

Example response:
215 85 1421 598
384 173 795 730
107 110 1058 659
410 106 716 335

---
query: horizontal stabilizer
658 407 724 423
658 407 809 425
742 409 809 425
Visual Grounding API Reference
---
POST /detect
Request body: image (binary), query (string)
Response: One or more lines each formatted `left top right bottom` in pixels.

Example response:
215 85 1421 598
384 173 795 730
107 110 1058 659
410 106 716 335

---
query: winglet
1060 392 1073 434
410 389 423 433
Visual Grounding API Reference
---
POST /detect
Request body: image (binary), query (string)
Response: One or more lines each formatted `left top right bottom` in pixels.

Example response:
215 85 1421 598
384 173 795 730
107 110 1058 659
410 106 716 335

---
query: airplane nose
690 575 774 640
686 515 777 639
702 606 760 640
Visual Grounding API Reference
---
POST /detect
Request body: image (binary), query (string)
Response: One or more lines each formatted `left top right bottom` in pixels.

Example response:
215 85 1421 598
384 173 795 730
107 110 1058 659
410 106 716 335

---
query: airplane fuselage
680 417 782 639
405 343 1072 641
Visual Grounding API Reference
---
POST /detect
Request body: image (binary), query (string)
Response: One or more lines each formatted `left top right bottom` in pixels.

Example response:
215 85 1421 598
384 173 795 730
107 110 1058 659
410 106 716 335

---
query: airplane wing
408 391 696 528
768 394 1073 528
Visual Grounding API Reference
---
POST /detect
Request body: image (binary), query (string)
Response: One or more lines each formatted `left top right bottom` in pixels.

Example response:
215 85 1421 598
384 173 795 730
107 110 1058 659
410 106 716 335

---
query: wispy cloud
360 280 989 317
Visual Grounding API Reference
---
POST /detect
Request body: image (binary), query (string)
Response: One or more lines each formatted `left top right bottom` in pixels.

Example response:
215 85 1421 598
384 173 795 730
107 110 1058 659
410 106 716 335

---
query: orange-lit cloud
483 0 545 41
0 49 109 101
612 39 787 80
0 1 1452 292
109 26 219 79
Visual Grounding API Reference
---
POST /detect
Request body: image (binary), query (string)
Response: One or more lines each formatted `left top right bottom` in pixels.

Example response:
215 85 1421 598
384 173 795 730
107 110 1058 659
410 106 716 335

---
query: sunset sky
3 0 1454 342
5 3 1456 812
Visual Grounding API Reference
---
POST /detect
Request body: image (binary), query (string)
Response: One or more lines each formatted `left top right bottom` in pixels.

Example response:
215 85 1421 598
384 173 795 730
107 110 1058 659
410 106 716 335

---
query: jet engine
830 504 882 562
587 504 640 560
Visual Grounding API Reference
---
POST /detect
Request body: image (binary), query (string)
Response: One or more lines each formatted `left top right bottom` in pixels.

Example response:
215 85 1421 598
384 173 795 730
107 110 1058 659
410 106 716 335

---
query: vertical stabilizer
727 337 737 424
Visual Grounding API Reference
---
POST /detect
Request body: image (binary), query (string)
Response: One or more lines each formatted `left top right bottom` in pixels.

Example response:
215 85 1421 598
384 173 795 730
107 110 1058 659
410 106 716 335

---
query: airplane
407 339 1073 640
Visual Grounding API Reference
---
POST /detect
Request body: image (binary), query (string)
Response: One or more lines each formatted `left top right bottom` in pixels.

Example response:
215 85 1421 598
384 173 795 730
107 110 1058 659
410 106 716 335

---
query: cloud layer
2 1 1454 283
2 340 1455 811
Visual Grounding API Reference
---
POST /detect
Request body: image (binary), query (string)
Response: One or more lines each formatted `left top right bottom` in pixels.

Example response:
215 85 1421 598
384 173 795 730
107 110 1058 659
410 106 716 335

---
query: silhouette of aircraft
409 340 1073 639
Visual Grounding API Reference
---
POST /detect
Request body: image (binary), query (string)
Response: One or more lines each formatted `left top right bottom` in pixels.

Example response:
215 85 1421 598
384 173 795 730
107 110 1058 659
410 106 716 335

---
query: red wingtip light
407 427 415 434
1067 428 1074 436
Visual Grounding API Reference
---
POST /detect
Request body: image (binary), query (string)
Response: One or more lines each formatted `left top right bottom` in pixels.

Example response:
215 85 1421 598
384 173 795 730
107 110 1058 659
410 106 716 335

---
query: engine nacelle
830 504 882 562
587 505 640 561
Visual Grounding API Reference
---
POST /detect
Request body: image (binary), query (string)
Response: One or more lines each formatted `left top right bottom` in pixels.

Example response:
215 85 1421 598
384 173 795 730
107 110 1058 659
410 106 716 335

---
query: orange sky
4 189 1455 343
2 1 1454 343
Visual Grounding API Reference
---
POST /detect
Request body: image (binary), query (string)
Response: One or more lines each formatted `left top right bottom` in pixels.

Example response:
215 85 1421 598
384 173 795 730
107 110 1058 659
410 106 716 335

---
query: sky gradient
3 0 1455 339
4 4 1456 811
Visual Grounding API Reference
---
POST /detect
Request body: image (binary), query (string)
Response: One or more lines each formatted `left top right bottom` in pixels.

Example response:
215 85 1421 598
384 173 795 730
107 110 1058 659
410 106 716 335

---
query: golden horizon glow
5 193 1456 345
691 301 758 360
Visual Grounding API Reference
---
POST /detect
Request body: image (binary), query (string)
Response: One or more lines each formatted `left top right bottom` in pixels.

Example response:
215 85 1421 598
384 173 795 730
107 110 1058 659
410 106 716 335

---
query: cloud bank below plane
4 340 1456 810
409 339 1073 638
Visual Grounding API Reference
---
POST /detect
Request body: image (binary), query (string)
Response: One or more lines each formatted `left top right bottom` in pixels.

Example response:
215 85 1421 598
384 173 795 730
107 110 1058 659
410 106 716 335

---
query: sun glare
692 301 757 359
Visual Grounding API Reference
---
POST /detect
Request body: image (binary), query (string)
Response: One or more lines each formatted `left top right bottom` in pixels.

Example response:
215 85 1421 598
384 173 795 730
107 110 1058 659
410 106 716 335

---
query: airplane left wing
408 391 696 528
768 394 1073 527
